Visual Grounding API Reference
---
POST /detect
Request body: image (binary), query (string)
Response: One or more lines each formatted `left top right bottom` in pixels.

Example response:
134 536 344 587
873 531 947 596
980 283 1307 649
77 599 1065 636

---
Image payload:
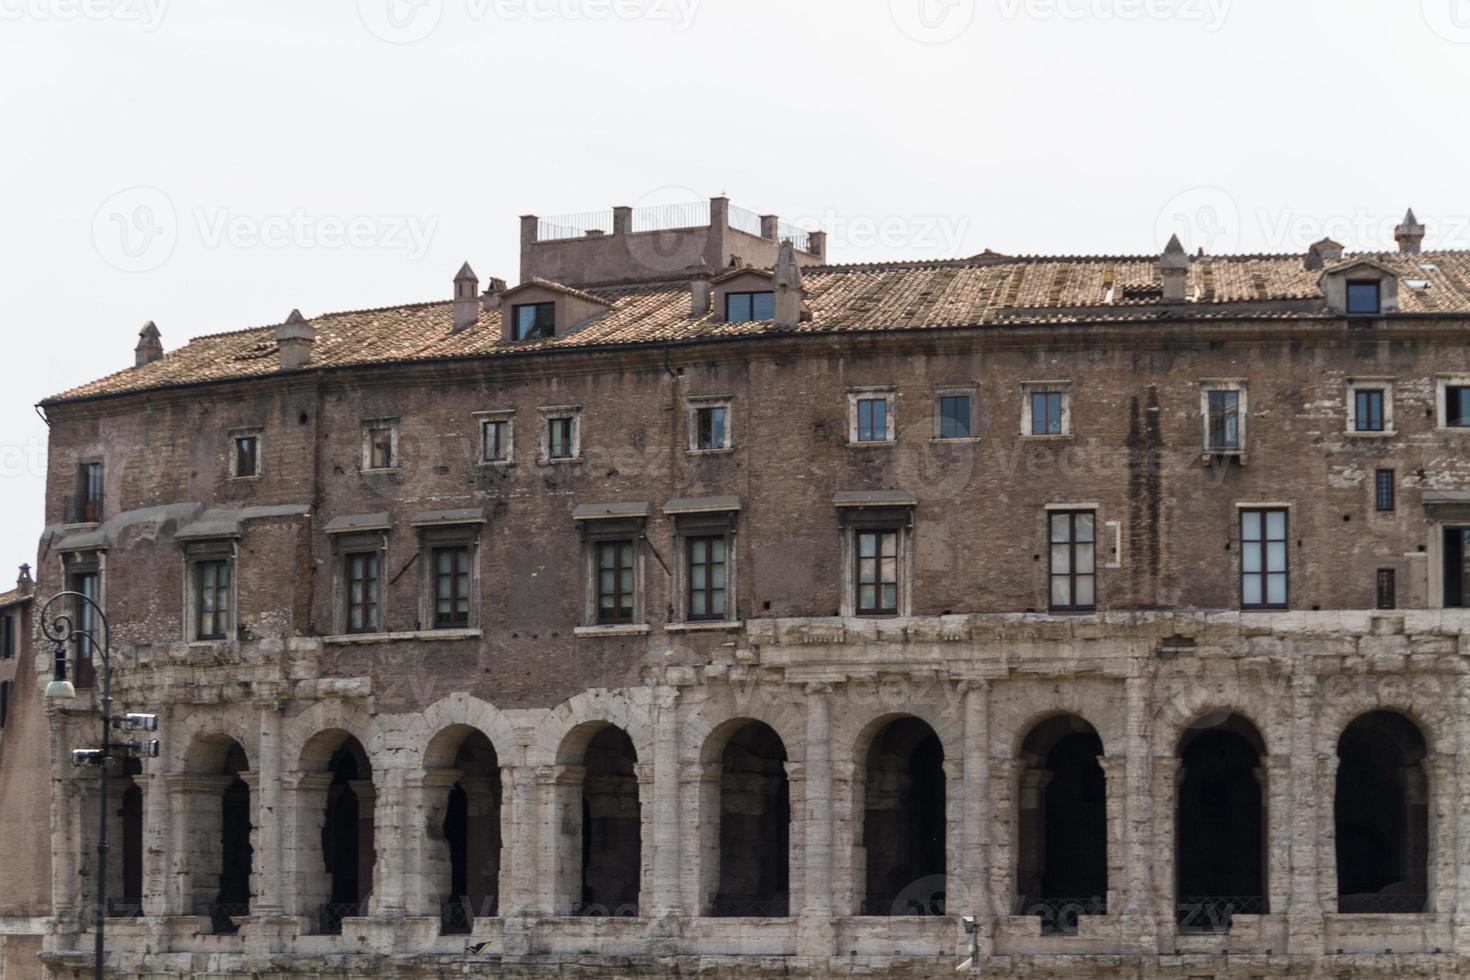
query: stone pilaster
652 685 682 917
252 700 284 915
798 682 834 956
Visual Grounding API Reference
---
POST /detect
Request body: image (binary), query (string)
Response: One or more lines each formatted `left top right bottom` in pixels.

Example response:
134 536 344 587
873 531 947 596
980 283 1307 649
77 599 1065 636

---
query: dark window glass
234 435 259 477
1207 389 1241 449
856 398 889 442
0 614 12 660
1445 527 1470 608
433 546 471 629
597 540 635 624
0 680 9 729
1030 391 1063 436
70 571 99 687
1346 281 1381 316
695 406 727 450
1241 509 1288 610
368 427 394 469
75 462 104 523
855 529 899 615
1447 386 1470 427
195 560 231 640
1354 389 1386 432
513 302 555 340
345 552 380 634
687 535 727 621
483 420 509 462
1376 469 1396 512
939 395 971 439
1377 569 1397 611
1049 511 1097 612
547 417 575 459
725 291 775 323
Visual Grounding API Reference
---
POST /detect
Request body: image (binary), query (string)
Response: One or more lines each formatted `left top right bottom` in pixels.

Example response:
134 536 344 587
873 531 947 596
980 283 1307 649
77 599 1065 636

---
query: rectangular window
73 461 104 523
725 291 775 323
234 435 260 477
1049 511 1097 612
548 417 575 459
195 560 231 640
1030 391 1063 436
1447 386 1470 428
939 395 971 439
856 398 889 443
0 614 12 660
694 405 727 451
482 419 510 463
0 680 9 729
855 529 899 616
1346 281 1382 316
1444 527 1469 608
1241 509 1289 610
432 546 471 629
1354 389 1386 432
513 302 555 340
345 552 380 634
368 427 394 469
1207 389 1241 450
687 535 727 621
1376 469 1396 512
1377 568 1397 611
597 540 635 624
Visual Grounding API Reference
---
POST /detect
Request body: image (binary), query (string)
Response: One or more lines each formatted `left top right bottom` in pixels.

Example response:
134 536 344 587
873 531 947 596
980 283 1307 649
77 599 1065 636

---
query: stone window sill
323 629 483 645
666 620 743 633
686 447 735 457
1021 433 1074 442
475 459 515 468
359 467 400 476
846 440 896 449
1344 430 1395 438
538 457 584 466
574 624 651 637
929 436 982 445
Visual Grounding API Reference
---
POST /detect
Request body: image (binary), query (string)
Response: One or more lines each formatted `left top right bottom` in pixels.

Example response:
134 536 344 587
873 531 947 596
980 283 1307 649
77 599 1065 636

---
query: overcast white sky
1 0 1467 568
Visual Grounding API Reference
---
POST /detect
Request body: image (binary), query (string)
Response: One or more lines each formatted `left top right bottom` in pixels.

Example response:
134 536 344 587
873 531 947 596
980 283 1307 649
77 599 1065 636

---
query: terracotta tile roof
46 250 1470 404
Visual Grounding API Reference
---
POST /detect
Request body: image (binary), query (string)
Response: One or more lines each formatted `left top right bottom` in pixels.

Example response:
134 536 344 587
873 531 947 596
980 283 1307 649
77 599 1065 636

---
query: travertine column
651 685 682 917
1455 672 1470 947
398 770 457 916
1313 753 1339 920
801 683 833 919
1098 755 1127 917
634 761 656 915
988 757 1020 918
1149 756 1180 943
282 771 333 919
1286 671 1321 951
960 681 991 945
1123 675 1152 919
541 764 585 915
142 766 170 916
832 755 858 915
1427 751 1454 915
682 760 721 915
499 757 535 915
1264 754 1292 917
252 701 284 914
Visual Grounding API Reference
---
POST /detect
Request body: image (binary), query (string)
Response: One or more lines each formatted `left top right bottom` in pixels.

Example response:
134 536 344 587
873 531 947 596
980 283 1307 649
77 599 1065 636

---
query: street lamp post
40 590 158 980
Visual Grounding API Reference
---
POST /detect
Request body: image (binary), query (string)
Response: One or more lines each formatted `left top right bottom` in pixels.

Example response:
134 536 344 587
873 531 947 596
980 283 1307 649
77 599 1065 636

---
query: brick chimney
690 279 712 315
481 277 508 312
773 241 807 329
454 262 480 332
277 309 315 370
1395 209 1426 254
1160 234 1189 302
1305 238 1344 271
17 564 33 598
135 321 163 367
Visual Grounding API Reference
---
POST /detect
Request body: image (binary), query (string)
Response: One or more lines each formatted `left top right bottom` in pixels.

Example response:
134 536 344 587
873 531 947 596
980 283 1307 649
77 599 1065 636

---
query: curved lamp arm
39 590 111 699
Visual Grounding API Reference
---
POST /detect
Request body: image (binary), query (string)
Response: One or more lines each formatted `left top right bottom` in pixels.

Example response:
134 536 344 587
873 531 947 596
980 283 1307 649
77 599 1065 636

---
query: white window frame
361 418 400 473
1345 378 1395 436
538 405 582 464
474 410 515 466
847 386 897 446
933 385 981 442
228 426 263 480
1020 381 1072 438
1436 375 1470 431
1200 379 1248 461
686 395 734 454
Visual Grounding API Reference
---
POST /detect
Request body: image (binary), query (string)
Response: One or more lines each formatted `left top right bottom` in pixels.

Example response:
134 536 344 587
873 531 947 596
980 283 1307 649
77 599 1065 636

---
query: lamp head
44 678 76 700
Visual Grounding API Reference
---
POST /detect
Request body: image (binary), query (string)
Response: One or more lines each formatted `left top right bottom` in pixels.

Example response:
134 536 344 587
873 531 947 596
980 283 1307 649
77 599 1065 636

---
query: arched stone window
1336 710 1428 913
425 725 503 933
294 730 375 934
178 735 252 934
552 722 641 917
860 716 945 916
705 720 790 917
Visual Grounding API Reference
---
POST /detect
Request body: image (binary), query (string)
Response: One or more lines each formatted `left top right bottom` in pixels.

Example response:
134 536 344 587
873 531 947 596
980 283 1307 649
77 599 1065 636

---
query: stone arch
545 720 642 917
169 707 258 775
990 681 1125 761
695 717 792 917
525 688 656 768
401 693 521 771
283 699 380 773
174 732 253 932
852 714 946 917
423 723 504 932
1335 709 1429 913
1153 677 1285 760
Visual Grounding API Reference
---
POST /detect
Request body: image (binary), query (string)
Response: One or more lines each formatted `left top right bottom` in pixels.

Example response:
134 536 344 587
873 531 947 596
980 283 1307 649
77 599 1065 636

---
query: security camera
127 739 161 758
961 915 977 934
116 713 159 732
70 749 105 768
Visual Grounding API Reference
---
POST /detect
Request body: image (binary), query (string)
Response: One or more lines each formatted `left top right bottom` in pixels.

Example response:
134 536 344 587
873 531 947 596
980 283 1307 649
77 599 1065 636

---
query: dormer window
725 291 775 323
1346 281 1381 316
513 302 555 340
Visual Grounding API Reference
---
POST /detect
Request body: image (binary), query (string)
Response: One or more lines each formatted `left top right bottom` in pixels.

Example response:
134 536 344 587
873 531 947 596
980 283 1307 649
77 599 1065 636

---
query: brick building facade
21 201 1470 978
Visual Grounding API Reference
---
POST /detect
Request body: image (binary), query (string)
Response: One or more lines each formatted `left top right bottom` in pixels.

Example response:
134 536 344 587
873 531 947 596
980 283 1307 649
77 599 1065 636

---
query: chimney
808 229 827 261
135 321 163 367
1160 234 1189 302
691 280 711 316
277 309 315 370
454 262 480 332
773 240 807 329
17 564 33 598
760 214 780 240
1305 238 1345 271
482 277 508 312
613 206 632 236
1395 209 1426 254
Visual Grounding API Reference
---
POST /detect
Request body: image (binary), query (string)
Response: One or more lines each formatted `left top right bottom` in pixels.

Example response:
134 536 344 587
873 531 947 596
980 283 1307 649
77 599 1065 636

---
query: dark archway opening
1016 715 1107 932
111 758 144 918
320 737 373 934
1336 710 1428 913
863 717 945 915
1177 714 1266 932
213 742 253 934
438 729 501 933
712 721 790 916
579 726 640 916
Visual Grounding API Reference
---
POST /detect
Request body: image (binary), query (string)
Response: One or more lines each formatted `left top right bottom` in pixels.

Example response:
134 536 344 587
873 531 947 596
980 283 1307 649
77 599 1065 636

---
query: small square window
938 395 972 439
1031 392 1063 436
482 418 511 463
1447 386 1470 428
694 405 728 451
1346 281 1382 316
513 302 555 340
725 291 775 323
233 434 260 477
1375 469 1396 512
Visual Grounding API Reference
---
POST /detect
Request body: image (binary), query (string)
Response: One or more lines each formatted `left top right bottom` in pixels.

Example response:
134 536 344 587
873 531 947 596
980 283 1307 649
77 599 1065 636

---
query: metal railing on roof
630 200 710 233
537 210 615 242
726 204 763 237
778 220 812 253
